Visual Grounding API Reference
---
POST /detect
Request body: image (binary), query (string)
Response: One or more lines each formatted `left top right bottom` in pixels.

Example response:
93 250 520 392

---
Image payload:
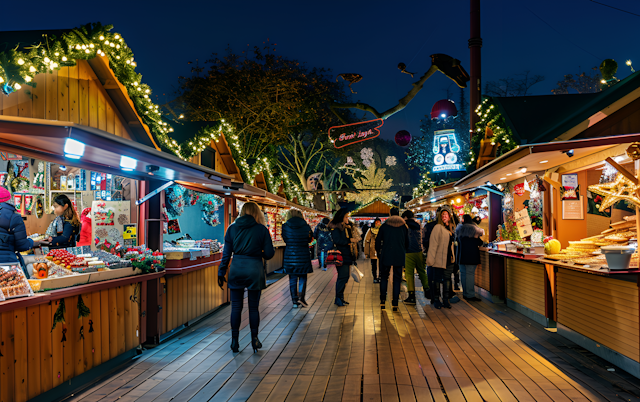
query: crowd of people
217 201 485 353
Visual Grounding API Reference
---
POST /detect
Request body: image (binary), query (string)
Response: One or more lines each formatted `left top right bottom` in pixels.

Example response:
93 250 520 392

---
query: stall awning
0 115 232 186
454 133 640 191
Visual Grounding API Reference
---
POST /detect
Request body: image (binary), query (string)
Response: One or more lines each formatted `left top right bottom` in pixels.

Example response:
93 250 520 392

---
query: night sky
4 0 639 143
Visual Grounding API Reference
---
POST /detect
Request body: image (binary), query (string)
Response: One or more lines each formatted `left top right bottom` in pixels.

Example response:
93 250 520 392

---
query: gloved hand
218 275 227 289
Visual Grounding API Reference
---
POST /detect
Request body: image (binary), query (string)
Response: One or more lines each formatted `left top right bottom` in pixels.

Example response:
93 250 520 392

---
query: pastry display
0 266 34 299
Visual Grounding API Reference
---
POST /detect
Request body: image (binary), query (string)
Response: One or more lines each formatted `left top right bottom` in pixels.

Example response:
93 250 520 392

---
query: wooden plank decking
68 259 638 401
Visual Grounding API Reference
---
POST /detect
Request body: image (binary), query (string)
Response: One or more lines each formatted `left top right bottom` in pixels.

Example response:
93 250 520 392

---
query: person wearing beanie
0 187 35 264
375 207 409 311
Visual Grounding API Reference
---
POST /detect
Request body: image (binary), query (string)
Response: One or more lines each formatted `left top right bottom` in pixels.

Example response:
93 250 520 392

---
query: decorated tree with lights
345 162 395 204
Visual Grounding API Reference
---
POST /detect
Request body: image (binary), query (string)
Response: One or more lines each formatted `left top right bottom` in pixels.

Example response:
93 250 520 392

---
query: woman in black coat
218 202 275 353
328 209 353 307
282 209 313 308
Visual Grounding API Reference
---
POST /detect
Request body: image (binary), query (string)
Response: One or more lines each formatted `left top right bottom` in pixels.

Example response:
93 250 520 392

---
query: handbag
326 249 343 267
350 265 364 283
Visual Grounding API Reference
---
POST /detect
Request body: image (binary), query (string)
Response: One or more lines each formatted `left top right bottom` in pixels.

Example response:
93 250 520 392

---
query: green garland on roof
0 22 227 161
470 98 517 164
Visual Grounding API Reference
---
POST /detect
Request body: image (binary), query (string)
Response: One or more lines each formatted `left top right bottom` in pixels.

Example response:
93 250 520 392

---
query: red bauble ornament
431 99 458 119
395 130 412 147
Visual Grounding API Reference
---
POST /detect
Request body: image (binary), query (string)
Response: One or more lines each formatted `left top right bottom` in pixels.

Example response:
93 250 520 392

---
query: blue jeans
319 250 327 268
459 264 477 298
289 274 308 302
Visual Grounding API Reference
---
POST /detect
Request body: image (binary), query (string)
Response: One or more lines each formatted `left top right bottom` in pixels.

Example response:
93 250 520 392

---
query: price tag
189 251 197 261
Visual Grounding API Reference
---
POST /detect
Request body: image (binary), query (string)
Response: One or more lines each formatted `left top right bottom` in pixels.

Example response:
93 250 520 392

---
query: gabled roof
492 70 640 145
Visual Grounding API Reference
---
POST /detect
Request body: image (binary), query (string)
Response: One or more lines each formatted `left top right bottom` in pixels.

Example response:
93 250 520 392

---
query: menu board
563 199 584 220
515 208 534 238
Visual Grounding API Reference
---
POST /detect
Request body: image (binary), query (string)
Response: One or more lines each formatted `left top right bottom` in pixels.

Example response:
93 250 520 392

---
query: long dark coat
328 222 353 265
375 215 409 267
282 216 313 275
219 215 275 290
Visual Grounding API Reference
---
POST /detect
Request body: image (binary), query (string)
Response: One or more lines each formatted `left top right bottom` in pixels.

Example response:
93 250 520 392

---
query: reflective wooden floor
68 259 640 401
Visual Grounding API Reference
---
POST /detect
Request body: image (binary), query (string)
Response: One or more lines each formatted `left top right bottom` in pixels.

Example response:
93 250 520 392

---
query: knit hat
0 187 11 203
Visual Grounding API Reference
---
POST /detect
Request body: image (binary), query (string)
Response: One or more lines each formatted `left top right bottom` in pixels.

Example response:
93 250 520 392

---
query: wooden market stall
0 24 238 401
454 133 640 379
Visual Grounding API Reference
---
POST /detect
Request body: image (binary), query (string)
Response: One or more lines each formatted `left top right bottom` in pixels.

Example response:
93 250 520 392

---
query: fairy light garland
412 173 436 198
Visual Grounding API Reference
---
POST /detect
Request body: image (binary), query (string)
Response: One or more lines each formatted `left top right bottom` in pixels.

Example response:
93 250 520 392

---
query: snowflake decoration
361 148 374 168
385 156 397 166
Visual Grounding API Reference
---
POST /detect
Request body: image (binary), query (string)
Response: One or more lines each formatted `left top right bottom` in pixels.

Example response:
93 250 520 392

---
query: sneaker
322 267 327 271
404 292 416 305
449 295 460 303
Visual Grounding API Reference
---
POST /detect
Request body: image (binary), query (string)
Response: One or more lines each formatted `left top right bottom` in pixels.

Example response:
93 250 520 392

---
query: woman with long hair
425 205 456 309
282 209 313 308
218 202 275 353
48 194 82 249
328 209 353 306
364 218 381 283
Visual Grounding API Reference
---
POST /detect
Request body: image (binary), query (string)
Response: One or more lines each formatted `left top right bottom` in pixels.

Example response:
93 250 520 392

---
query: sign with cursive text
328 119 384 148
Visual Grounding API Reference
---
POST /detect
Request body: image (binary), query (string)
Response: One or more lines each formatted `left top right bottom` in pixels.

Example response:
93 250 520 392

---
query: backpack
326 249 343 267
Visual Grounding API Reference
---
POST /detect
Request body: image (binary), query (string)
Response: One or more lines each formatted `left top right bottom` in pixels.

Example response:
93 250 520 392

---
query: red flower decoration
208 201 212 205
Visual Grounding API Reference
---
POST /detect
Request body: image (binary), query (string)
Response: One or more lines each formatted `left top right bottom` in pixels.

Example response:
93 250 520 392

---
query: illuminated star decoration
587 173 640 212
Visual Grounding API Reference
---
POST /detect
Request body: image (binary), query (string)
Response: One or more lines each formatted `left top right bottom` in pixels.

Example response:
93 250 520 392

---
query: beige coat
425 223 455 269
364 227 379 259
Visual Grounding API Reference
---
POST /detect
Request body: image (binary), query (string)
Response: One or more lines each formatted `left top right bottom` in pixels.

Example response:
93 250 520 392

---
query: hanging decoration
394 130 412 147
165 185 223 227
61 326 67 343
88 319 94 333
588 173 640 212
51 299 66 332
385 156 397 166
77 295 91 319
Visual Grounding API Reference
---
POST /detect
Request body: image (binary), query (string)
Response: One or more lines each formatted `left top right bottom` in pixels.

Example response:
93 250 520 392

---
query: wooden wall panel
18 87 32 118
88 74 99 128
476 251 491 291
0 312 14 402
506 259 545 315
39 303 53 394
97 89 107 131
91 291 102 368
14 308 27 402
78 62 91 127
26 306 41 399
108 288 118 360
2 90 18 116
100 290 110 364
116 287 126 356
63 296 76 382
557 269 639 362
45 70 58 120
32 70 47 119
57 67 69 122
81 293 94 373
51 300 63 388
68 65 80 124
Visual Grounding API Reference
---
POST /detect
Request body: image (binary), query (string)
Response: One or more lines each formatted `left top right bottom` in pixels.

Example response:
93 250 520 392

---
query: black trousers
371 259 378 279
289 274 307 302
335 264 350 299
230 288 261 338
429 266 452 303
380 265 402 306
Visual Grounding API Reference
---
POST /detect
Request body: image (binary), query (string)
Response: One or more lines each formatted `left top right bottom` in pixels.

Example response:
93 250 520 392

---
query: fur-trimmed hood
385 215 407 228
456 223 483 239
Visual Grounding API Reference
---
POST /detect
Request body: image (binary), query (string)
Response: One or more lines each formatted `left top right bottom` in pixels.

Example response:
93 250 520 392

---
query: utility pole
469 0 482 143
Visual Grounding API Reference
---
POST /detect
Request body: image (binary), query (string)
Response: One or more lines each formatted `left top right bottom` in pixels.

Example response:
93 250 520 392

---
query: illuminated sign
432 129 464 172
328 118 383 149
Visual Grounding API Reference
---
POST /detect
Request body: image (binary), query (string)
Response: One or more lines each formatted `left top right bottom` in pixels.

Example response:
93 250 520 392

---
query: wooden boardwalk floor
68 259 640 402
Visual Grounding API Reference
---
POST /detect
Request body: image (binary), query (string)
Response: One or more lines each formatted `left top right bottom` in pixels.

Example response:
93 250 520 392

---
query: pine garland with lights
471 98 517 163
412 174 435 198
0 22 223 161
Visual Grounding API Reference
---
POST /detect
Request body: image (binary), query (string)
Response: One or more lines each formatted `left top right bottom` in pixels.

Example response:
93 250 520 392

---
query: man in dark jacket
455 214 484 301
0 188 34 265
401 210 429 305
314 217 333 271
375 207 409 311
282 210 313 307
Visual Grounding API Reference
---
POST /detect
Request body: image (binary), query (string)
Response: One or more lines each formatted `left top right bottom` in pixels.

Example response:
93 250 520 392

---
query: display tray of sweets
28 264 143 292
163 245 211 260
0 265 34 300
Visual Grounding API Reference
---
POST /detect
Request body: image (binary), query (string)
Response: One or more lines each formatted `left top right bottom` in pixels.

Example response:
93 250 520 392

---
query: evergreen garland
77 295 91 319
51 299 66 332
0 22 229 161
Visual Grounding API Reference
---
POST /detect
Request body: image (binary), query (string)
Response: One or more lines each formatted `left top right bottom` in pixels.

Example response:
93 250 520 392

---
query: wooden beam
605 157 638 185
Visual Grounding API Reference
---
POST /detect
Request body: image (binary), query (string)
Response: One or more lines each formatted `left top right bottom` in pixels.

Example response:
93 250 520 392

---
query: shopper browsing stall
282 209 313 308
0 187 35 264
455 214 484 302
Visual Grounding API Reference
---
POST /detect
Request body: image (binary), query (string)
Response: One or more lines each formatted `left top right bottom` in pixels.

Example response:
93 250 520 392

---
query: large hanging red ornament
395 130 412 147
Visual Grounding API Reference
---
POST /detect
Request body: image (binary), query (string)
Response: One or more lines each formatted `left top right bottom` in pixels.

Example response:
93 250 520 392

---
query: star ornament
588 173 640 212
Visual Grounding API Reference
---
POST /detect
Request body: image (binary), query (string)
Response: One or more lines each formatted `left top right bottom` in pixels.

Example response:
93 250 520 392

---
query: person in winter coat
425 206 456 309
282 209 313 308
48 195 81 249
401 210 429 305
0 187 34 264
456 214 484 301
218 202 275 353
375 208 409 311
329 209 353 307
313 217 333 271
364 218 381 283
347 220 362 262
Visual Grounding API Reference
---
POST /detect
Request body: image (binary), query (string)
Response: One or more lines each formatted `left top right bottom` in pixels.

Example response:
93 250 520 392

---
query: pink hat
0 187 10 203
